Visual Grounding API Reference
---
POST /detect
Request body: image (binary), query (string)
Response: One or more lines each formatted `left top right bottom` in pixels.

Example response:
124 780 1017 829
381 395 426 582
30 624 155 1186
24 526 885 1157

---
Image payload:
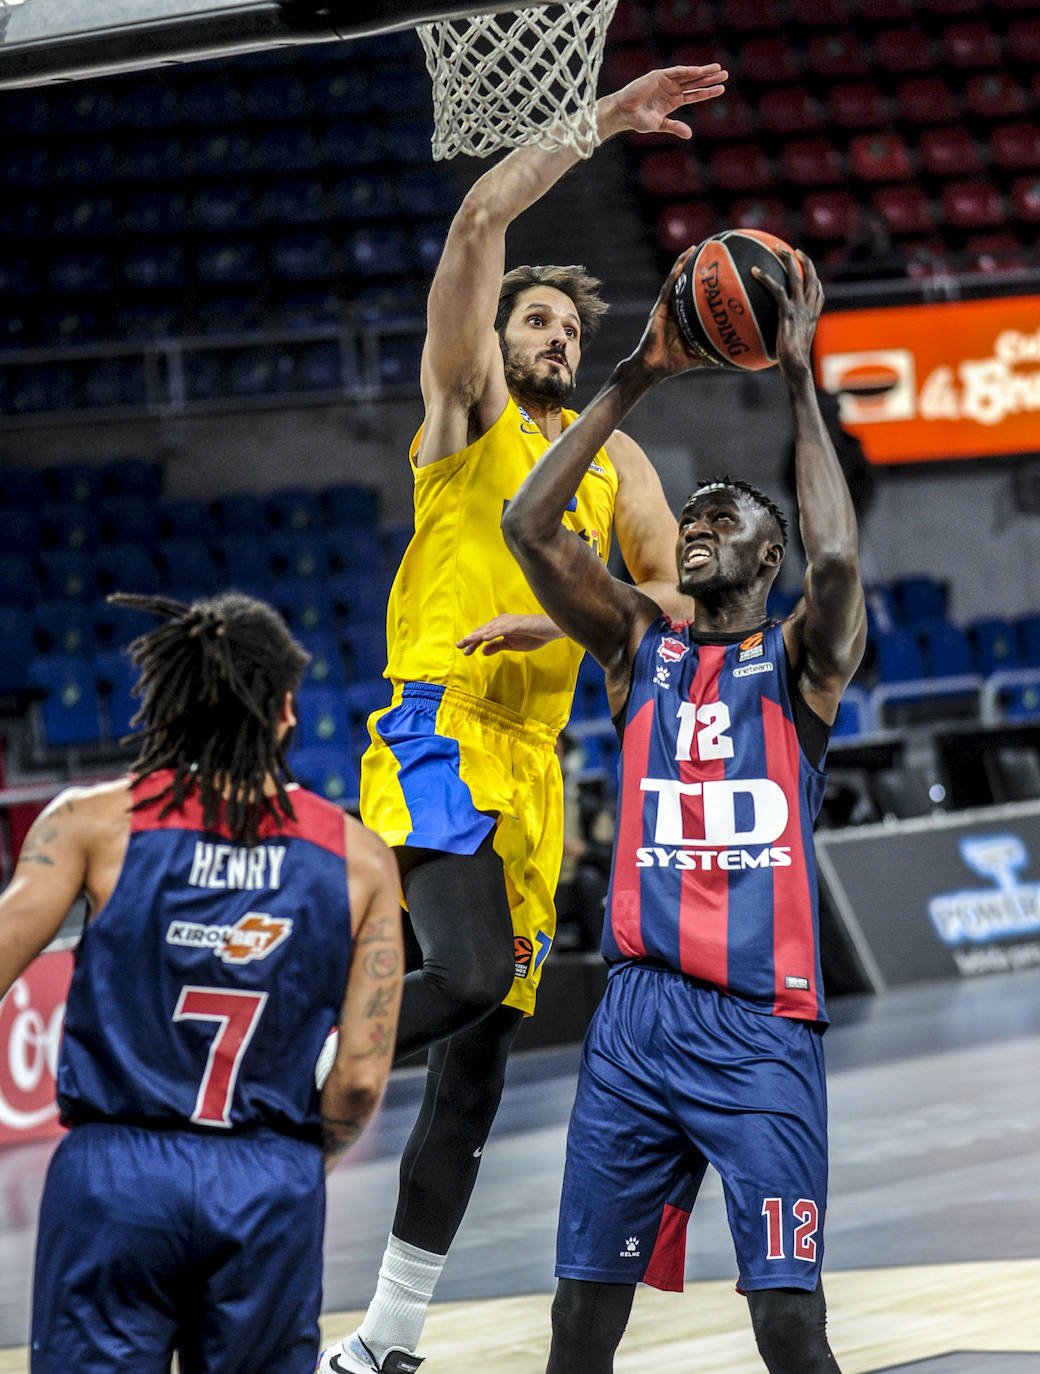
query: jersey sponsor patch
587 459 607 476
785 975 811 990
513 935 533 979
166 911 293 964
657 636 688 664
738 632 765 661
733 661 774 677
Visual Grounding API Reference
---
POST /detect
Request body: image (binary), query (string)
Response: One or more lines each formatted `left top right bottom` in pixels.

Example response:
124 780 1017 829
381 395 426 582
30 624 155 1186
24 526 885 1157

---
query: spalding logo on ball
672 229 803 372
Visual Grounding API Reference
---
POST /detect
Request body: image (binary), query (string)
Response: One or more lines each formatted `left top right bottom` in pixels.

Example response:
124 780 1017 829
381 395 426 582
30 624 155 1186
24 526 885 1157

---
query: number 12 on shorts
761 1196 820 1263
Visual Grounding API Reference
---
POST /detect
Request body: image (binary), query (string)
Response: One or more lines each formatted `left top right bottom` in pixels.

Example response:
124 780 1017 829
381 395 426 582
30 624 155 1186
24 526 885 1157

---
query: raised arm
502 255 705 708
417 64 727 467
758 252 867 723
320 818 403 1173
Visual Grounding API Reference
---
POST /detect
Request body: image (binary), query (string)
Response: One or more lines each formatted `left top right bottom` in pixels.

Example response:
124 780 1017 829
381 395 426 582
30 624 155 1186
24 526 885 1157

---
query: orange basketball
671 229 804 371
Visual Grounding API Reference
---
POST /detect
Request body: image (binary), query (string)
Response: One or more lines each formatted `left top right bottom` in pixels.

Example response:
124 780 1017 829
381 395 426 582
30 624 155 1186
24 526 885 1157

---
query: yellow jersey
384 396 618 733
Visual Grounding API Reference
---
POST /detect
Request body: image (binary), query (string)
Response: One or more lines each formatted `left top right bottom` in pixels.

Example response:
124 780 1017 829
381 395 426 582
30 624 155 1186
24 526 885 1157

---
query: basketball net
417 0 619 161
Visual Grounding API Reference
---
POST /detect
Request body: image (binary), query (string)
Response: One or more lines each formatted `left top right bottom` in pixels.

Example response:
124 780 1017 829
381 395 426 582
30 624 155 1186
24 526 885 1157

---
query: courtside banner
0 949 73 1148
817 799 1040 990
814 295 1040 464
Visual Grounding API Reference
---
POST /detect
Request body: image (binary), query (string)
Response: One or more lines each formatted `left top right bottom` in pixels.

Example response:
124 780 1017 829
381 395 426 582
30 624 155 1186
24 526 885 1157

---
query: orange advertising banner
814 295 1040 464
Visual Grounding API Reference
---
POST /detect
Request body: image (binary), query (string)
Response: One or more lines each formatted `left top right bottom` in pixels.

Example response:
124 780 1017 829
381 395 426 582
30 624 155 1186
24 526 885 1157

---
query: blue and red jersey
57 771 352 1138
604 618 829 1023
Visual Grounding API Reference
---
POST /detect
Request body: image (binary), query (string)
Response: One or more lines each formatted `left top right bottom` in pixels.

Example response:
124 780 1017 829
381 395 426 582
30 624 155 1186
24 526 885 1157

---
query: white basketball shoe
316 1332 424 1374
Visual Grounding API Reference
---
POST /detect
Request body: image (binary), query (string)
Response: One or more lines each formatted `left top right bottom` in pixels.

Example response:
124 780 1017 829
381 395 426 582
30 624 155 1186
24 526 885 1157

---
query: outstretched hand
751 249 824 378
630 247 709 379
603 64 729 141
457 614 563 656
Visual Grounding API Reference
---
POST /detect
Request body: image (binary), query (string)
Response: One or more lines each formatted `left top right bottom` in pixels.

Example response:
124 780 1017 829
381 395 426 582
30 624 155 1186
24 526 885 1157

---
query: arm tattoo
363 985 395 1018
357 914 395 944
352 1023 394 1059
17 820 61 868
321 1113 367 1159
362 947 400 979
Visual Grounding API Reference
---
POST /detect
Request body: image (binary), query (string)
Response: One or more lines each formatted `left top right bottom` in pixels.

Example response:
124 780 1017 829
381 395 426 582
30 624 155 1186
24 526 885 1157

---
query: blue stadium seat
94 544 161 598
311 69 370 117
124 242 189 290
920 621 974 677
195 296 263 335
1 147 49 191
156 540 218 593
342 677 391 751
53 141 119 186
39 308 103 347
180 76 245 126
570 654 610 722
381 522 412 569
377 335 423 391
321 484 380 530
156 498 214 543
345 226 408 275
124 190 190 235
270 578 334 633
874 627 926 682
197 239 263 287
0 608 34 693
356 283 423 327
272 289 341 331
413 221 449 274
188 130 253 178
259 177 326 227
0 507 41 558
212 493 266 536
0 90 50 137
41 501 97 550
766 586 799 620
43 463 94 509
52 87 117 132
96 498 159 548
119 136 185 183
115 78 180 130
270 232 337 282
245 72 312 120
37 550 95 602
49 249 115 295
83 359 149 411
53 194 118 238
99 458 162 501
0 200 43 240
253 126 319 175
323 120 382 168
296 630 349 689
0 255 39 299
95 598 154 652
118 302 183 341
96 649 140 741
228 346 295 397
289 745 360 804
294 686 352 751
894 575 948 627
1005 684 1040 720
268 531 328 581
1018 613 1040 667
213 535 272 594
192 183 257 232
327 571 389 625
385 119 434 165
395 167 457 217
33 601 95 657
0 554 39 609
328 174 395 221
970 617 1021 674
266 487 324 533
0 467 46 509
30 654 104 747
182 353 226 401
344 626 387 681
326 527 385 575
831 686 871 738
370 66 428 114
296 342 351 392
7 365 79 415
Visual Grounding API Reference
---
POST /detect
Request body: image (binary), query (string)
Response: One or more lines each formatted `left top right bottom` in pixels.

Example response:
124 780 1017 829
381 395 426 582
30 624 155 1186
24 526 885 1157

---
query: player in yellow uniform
318 62 728 1374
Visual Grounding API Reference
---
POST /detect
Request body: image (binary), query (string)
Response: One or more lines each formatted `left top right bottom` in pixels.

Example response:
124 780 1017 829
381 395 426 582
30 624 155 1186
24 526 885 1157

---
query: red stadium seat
856 0 912 18
941 178 1005 229
607 1 651 43
874 28 934 74
722 0 782 32
790 0 846 26
655 0 715 39
1011 175 1040 224
848 132 914 182
807 32 869 79
871 185 935 236
728 196 795 240
896 77 958 127
780 137 846 187
963 232 1028 274
656 201 718 254
903 238 952 278
800 190 861 240
740 36 800 82
941 21 1002 70
921 0 983 14
691 90 756 140
604 45 659 91
1007 19 1040 64
638 148 704 198
758 87 824 136
964 72 1029 120
827 81 889 130
918 127 982 178
990 122 1040 172
708 142 773 192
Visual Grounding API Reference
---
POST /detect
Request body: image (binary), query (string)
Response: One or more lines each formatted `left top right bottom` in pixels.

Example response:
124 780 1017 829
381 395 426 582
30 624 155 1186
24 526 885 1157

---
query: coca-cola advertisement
0 948 73 1147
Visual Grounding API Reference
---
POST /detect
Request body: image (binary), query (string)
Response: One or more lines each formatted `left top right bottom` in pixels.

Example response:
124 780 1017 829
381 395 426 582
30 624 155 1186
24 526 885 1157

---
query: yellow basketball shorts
360 681 563 1016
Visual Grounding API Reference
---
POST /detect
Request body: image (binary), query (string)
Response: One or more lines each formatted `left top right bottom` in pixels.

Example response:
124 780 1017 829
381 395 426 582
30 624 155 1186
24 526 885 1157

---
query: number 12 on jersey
761 1196 819 1263
173 985 268 1128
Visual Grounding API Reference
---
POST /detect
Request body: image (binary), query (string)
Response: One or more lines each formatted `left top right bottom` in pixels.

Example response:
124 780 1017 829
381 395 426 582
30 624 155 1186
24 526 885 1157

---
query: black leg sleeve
747 1283 843 1374
545 1279 635 1374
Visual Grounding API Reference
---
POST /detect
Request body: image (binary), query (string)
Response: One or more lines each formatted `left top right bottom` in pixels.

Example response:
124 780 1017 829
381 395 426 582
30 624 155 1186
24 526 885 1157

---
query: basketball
671 229 803 372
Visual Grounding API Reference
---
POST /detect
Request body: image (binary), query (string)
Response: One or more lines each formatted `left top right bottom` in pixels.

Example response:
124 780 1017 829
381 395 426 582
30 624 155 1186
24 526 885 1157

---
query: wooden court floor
1 970 1038 1372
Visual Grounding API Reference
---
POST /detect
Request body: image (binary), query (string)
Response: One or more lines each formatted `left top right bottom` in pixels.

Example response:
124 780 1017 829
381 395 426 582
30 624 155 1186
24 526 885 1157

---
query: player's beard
502 341 576 404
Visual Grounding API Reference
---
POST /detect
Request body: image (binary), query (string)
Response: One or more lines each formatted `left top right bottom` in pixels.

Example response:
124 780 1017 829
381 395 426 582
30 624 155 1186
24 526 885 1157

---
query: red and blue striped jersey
57 772 352 1138
604 618 830 1023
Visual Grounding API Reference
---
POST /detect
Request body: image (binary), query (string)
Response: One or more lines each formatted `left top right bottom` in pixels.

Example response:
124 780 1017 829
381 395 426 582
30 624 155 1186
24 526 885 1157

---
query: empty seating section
0 460 399 794
0 32 441 411
605 0 1039 275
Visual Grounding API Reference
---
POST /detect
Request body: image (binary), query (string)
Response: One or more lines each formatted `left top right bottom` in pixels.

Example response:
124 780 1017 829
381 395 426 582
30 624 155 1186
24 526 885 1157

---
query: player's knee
434 943 513 1016
747 1285 837 1374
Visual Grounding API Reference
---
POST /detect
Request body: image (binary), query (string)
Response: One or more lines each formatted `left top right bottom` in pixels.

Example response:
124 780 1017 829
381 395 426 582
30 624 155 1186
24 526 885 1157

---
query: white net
417 0 620 161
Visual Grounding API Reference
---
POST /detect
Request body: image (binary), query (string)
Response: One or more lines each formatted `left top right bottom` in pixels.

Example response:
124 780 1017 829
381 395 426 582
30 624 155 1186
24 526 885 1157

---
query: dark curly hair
111 591 309 845
688 475 789 547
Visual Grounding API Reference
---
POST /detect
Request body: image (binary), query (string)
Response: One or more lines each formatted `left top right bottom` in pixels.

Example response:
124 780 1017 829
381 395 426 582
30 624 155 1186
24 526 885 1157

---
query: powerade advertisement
816 800 1040 988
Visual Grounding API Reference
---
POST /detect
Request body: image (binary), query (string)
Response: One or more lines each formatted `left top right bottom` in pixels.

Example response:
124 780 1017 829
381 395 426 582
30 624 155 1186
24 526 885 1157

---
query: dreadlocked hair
111 591 310 847
690 474 789 547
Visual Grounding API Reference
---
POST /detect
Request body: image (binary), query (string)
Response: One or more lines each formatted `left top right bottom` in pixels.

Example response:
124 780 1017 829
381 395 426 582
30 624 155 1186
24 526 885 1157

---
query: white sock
356 1234 446 1362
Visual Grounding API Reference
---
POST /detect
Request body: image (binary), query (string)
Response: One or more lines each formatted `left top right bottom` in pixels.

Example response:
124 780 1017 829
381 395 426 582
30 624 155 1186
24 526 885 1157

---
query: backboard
0 0 547 89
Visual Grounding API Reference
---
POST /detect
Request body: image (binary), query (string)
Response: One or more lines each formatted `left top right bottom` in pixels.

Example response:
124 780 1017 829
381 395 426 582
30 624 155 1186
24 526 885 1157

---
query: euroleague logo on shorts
513 936 533 979
657 636 688 664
